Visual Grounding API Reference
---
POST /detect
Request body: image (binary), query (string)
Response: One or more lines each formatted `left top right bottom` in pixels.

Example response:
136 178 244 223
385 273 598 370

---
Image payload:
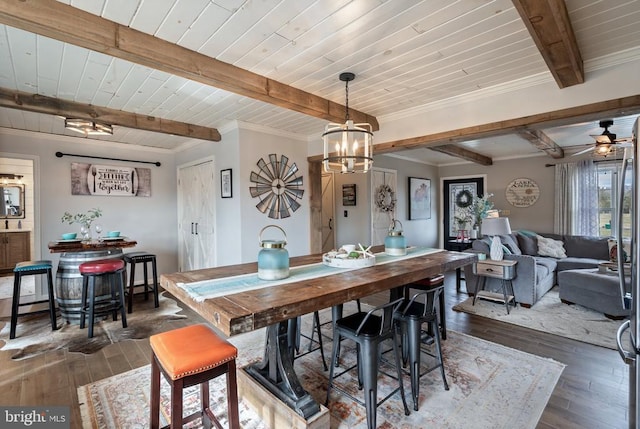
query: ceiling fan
571 119 633 157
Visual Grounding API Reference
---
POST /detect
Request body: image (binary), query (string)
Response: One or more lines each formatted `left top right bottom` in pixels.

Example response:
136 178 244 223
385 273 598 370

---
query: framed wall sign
505 177 540 207
408 177 431 220
342 184 356 206
71 162 151 197
221 169 232 198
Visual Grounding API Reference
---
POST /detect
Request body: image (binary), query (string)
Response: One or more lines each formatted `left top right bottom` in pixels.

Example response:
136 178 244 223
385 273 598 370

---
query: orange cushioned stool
149 324 240 429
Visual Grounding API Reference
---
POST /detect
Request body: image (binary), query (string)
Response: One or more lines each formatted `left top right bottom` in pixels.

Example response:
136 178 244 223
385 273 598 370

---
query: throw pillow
500 234 522 255
516 232 538 256
536 235 567 258
608 238 631 263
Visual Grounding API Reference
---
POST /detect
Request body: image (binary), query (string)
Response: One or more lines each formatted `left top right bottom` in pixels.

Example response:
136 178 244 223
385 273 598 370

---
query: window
597 162 632 238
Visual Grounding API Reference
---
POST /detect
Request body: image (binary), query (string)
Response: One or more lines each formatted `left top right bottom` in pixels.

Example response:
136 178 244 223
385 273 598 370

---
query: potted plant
61 208 102 240
469 193 495 238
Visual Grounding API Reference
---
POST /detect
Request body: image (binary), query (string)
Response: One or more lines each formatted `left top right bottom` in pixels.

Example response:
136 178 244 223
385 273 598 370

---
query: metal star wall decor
249 154 304 219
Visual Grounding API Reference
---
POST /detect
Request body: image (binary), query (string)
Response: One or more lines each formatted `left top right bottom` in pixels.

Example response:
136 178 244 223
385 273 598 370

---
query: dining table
160 245 476 420
48 237 137 323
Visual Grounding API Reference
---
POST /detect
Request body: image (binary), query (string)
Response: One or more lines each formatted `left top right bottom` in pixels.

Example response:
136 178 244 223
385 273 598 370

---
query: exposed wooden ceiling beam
512 0 584 88
516 130 564 158
0 87 221 141
308 94 640 164
0 0 379 131
428 145 493 166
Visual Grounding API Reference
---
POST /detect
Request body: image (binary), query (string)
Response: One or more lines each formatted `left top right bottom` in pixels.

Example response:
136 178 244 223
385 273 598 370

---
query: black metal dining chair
394 284 449 411
326 297 410 429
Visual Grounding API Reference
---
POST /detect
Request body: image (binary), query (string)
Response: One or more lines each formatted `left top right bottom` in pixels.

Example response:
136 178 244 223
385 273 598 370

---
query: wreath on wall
375 184 396 212
455 189 473 208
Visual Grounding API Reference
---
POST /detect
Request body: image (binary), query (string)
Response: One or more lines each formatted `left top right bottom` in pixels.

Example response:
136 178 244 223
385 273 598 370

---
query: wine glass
80 225 89 241
95 223 103 240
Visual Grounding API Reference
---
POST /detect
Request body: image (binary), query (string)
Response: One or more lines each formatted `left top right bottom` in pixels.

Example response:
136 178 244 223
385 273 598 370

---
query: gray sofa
463 232 610 308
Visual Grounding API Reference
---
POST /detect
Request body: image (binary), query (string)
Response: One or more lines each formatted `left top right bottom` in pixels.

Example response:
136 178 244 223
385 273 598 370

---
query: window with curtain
554 159 599 236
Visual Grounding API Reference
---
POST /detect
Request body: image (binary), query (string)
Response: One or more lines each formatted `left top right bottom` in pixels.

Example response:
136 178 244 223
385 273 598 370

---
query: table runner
178 247 443 302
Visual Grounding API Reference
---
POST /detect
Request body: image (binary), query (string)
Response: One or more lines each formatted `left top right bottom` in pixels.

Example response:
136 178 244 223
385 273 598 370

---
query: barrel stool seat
10 260 58 339
78 258 127 338
123 251 159 313
150 324 240 429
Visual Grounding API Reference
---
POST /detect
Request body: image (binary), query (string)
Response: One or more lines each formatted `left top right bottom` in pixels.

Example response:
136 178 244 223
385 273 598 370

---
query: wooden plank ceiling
0 0 639 164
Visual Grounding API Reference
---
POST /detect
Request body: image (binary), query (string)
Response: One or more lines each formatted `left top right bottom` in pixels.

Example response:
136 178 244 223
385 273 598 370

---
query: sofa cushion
534 257 557 282
537 235 567 258
562 235 609 259
516 233 538 256
556 257 604 272
500 234 522 255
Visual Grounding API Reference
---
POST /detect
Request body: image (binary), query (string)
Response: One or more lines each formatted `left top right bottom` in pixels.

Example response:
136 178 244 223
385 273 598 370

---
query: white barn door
370 168 397 246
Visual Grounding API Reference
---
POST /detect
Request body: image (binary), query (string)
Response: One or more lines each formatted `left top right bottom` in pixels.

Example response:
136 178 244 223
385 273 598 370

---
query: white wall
0 128 179 276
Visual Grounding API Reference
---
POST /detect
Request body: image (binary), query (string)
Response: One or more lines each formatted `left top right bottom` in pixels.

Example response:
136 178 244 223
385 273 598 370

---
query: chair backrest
401 285 444 318
355 297 405 337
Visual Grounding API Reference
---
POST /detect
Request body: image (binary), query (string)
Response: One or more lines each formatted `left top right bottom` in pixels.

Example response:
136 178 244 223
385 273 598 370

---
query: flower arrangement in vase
469 193 495 237
61 208 102 240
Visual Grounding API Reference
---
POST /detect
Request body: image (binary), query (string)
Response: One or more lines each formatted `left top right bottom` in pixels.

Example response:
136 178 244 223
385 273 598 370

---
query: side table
472 259 517 314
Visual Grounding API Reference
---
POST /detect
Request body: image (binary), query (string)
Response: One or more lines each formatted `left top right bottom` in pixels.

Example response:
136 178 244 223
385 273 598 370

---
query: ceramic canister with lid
258 225 290 280
384 219 407 256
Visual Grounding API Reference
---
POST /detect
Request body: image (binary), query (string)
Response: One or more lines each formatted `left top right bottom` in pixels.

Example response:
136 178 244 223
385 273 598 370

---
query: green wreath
455 190 473 208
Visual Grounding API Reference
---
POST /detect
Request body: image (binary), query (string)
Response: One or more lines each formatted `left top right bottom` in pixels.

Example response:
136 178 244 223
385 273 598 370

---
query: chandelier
322 72 373 174
65 118 113 136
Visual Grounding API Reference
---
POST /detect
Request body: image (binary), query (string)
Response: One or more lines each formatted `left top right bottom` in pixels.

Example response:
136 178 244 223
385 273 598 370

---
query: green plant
61 208 102 227
469 193 494 228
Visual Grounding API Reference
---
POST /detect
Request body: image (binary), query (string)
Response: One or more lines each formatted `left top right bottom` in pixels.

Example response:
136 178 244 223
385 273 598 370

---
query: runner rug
452 286 624 350
78 317 564 429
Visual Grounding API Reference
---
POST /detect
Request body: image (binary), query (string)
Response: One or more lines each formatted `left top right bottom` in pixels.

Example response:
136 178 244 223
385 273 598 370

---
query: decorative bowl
61 233 77 240
106 231 120 238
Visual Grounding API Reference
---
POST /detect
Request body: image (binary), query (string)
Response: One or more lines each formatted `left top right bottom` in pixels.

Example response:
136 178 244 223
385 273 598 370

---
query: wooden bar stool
79 258 127 338
123 251 159 313
10 260 58 339
149 324 240 429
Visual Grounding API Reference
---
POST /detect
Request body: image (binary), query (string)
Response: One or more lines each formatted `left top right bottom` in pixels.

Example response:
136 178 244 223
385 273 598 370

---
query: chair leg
9 273 21 339
80 275 88 330
226 360 240 429
116 270 128 329
151 258 159 308
87 277 96 338
432 319 449 391
46 268 58 331
313 311 328 371
200 379 210 429
110 274 119 321
391 331 410 417
325 330 341 406
407 319 422 411
150 355 161 429
143 261 149 301
360 340 379 429
170 378 183 429
127 260 136 313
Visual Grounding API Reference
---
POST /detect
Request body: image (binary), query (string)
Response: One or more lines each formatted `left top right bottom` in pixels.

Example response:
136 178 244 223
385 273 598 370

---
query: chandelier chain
344 79 350 121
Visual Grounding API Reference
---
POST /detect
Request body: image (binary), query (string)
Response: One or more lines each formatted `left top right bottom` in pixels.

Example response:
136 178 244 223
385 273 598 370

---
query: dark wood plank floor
0 272 629 429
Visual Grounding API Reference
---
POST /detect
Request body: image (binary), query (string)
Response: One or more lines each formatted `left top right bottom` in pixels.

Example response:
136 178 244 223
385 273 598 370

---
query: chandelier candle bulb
385 219 407 256
257 225 290 280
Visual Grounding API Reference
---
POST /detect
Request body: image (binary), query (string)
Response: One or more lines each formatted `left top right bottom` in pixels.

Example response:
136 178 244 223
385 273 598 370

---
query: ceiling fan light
322 72 373 174
65 118 113 136
594 142 613 156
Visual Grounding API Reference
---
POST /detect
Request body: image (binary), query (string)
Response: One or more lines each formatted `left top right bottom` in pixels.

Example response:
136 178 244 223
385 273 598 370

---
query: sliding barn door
371 168 397 246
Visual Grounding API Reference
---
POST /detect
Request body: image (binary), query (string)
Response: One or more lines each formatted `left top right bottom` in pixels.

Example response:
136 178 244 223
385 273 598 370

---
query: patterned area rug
78 314 565 429
453 286 625 350
0 292 187 359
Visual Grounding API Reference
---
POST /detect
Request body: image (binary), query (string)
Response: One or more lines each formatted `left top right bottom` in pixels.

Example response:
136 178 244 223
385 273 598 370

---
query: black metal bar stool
326 297 410 429
10 260 58 339
79 258 127 338
403 274 447 339
123 251 159 313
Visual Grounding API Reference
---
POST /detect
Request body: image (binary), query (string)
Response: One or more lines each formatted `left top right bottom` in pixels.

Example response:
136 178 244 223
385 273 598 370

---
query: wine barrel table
48 239 137 324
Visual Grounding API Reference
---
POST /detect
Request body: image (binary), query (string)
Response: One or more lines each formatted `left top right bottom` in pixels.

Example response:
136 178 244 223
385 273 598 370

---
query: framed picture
221 169 232 198
342 184 356 206
408 177 431 220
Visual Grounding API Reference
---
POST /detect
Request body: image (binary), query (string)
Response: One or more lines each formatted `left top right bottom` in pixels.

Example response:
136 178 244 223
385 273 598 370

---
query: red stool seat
79 259 125 274
149 324 240 428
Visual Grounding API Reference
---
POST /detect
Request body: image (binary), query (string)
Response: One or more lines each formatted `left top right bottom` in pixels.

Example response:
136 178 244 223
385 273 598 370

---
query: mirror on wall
1 184 25 218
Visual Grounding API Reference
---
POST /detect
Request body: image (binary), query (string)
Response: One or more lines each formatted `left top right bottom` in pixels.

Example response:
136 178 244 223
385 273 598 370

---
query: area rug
0 292 187 360
78 322 565 429
452 286 625 350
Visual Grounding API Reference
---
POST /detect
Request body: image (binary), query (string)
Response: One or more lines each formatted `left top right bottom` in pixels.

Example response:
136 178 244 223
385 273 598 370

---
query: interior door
442 176 485 250
321 173 335 252
371 168 397 246
178 160 216 271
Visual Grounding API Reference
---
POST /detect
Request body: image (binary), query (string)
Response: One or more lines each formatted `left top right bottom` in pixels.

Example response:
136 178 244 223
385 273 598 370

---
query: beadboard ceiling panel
0 0 639 166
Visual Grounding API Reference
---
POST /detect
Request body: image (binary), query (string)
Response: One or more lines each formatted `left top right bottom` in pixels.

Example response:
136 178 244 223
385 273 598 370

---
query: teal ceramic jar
385 219 407 256
258 225 290 280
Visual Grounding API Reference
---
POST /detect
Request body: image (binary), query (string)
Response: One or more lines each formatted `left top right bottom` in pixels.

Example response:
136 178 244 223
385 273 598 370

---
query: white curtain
554 159 599 235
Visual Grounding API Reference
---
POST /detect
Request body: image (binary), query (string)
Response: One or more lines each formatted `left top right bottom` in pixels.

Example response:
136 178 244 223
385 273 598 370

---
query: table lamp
481 217 511 260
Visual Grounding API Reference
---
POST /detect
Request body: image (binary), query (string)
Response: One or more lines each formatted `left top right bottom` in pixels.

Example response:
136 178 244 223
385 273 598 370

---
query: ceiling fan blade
571 146 595 156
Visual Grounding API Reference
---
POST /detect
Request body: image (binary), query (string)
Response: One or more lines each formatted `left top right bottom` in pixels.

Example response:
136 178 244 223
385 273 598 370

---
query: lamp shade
480 217 511 237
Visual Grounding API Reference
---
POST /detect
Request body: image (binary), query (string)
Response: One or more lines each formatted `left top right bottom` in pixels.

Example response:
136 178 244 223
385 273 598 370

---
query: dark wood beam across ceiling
0 88 222 141
0 0 379 131
512 0 584 88
516 130 565 158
